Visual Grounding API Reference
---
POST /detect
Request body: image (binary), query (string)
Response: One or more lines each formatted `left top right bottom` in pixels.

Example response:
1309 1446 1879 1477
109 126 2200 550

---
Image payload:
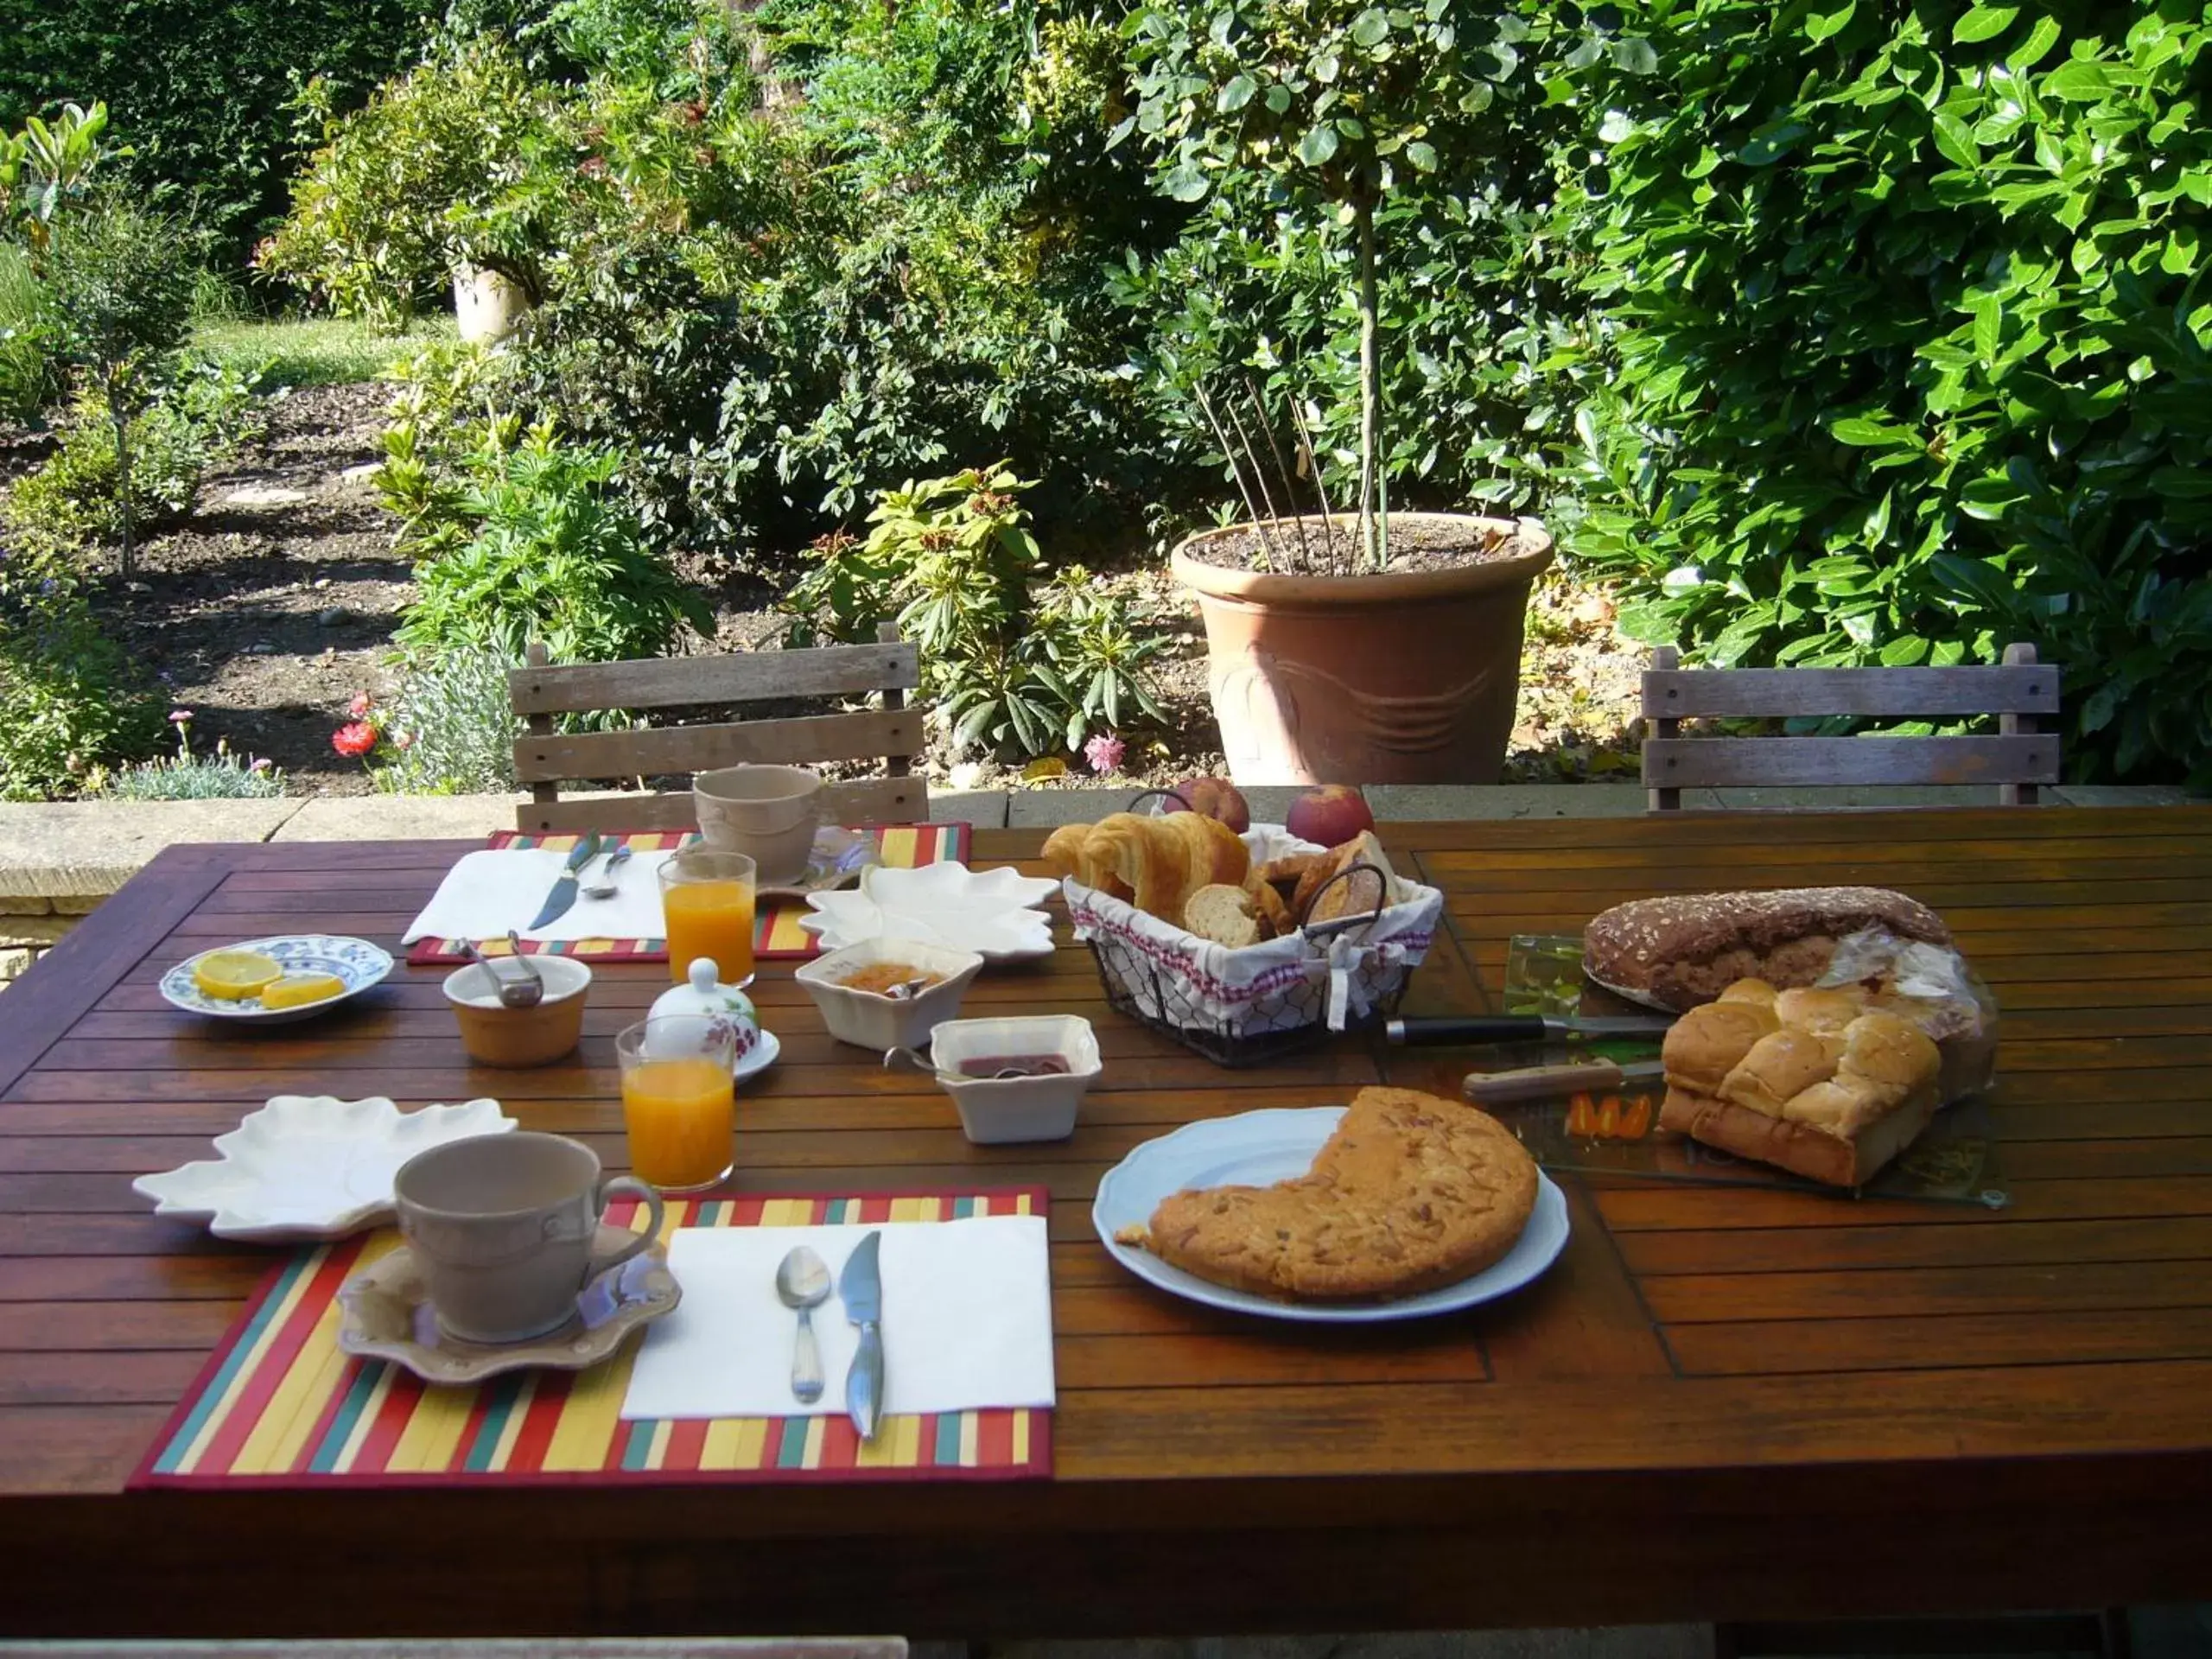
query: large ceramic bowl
443 955 592 1066
796 938 984 1052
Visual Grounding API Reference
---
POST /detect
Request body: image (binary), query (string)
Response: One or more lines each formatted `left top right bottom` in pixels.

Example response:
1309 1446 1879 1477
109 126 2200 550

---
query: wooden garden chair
1643 642 2060 810
509 621 925 835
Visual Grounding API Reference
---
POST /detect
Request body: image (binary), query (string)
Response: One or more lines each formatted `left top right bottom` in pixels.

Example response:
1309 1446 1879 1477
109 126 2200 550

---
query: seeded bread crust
1118 1087 1538 1302
1584 887 1951 1012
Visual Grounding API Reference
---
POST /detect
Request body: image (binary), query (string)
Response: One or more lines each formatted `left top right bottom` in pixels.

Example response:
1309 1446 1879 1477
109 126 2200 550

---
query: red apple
1166 775 1252 835
1286 784 1375 847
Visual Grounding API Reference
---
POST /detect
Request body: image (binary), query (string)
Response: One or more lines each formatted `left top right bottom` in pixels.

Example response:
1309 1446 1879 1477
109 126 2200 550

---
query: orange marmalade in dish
838 961 945 996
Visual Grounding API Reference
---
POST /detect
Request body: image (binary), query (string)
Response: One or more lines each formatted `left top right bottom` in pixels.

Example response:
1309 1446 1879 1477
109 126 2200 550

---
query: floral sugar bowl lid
651 958 761 1065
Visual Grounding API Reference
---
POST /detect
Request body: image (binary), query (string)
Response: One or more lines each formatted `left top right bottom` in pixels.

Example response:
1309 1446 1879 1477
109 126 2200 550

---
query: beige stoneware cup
693 764 824 884
391 1131 664 1344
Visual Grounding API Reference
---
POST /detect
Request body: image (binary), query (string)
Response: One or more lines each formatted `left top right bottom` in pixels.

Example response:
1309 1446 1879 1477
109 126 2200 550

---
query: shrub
780 463 1168 757
0 241 48 421
394 418 713 662
3 359 268 551
353 646 521 795
91 710 285 798
261 41 566 327
1564 0 2212 785
0 538 160 798
31 192 199 570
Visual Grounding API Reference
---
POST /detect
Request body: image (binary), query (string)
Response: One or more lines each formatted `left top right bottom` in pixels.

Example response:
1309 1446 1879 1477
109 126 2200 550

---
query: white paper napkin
402 848 679 944
620 1217 1056 1421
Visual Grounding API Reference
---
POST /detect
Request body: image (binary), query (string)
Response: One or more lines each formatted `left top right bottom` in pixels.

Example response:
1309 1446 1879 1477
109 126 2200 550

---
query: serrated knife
840 1230 884 1442
527 833 601 929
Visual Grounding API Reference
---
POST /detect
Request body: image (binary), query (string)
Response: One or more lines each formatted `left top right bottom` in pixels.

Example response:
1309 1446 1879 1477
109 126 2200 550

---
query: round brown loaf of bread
1584 887 1951 1012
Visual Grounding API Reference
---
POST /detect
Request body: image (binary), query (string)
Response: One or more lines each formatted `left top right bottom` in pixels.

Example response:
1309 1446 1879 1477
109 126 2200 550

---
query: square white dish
924 1014 1101 1144
132 1095 515 1242
796 939 985 1051
799 862 1058 962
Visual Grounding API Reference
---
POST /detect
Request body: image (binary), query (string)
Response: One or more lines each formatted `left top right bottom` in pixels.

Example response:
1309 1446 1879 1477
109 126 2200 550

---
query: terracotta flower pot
1172 512 1554 786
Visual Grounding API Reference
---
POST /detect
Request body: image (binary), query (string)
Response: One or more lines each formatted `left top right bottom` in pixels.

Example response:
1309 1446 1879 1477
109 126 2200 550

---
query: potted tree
1124 1 1569 785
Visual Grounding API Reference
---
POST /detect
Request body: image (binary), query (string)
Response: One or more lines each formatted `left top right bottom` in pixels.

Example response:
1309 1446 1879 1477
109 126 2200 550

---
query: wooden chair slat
1645 734 2061 790
515 775 927 836
512 709 923 785
508 642 920 715
1643 664 2060 719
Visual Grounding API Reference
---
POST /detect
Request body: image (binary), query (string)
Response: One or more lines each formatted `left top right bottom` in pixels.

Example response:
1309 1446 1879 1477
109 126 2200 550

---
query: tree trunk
1355 192 1382 571
108 372 134 581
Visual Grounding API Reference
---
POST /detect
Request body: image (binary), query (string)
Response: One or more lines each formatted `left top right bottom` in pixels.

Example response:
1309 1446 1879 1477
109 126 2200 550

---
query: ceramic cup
391 1131 665 1344
694 764 824 885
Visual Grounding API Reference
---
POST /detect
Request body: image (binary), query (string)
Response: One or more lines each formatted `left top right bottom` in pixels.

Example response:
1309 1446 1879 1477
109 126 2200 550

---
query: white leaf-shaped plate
798 861 1059 962
1092 1106 1571 1324
160 934 395 1023
133 1096 516 1242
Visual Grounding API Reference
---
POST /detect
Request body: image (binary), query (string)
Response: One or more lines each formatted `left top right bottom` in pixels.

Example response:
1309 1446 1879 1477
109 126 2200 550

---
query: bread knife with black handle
1461 1058 1667 1105
1385 1014 1675 1046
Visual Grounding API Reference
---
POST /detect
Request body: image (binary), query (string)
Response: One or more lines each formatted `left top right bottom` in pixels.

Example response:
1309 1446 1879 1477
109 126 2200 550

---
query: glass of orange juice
617 1015 737 1192
658 849 756 988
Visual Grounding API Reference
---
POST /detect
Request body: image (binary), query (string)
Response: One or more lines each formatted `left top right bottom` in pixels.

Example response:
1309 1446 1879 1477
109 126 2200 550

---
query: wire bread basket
1063 823 1443 1068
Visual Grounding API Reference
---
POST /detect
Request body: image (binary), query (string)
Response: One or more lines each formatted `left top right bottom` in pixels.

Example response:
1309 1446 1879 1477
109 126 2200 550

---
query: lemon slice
259 972 346 1011
193 950 283 1001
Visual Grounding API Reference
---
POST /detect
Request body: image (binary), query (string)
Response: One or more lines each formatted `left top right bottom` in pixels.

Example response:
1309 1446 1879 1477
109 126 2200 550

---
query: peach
1166 775 1251 835
1286 785 1374 847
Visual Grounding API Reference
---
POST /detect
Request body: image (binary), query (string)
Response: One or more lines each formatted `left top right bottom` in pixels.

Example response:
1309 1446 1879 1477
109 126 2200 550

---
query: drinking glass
617 1015 737 1192
1504 933 1587 1018
658 848 756 988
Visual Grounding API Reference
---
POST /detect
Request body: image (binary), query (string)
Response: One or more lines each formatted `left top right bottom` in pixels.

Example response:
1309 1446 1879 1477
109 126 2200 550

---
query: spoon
583 845 632 900
774 1245 832 1403
463 940 543 1010
882 1047 1033 1081
505 931 545 1006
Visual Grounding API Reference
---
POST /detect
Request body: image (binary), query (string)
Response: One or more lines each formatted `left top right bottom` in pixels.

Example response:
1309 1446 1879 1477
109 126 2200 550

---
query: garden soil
26 385 1641 798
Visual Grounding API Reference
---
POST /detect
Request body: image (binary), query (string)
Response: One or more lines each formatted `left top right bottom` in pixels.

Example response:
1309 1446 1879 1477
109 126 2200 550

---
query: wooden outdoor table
3 808 2209 1639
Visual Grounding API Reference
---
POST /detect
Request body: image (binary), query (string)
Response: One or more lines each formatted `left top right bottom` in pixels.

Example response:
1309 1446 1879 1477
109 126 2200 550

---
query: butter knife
527 833 602 930
840 1230 884 1442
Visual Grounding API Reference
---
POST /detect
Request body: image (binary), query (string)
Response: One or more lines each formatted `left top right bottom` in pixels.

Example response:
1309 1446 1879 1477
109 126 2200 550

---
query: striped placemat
131 1190 1052 1491
403 822 970 965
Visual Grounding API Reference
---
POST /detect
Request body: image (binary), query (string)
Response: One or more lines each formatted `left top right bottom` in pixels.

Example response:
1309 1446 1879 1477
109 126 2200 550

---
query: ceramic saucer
734 1027 780 1083
335 1225 680 1384
754 826 880 901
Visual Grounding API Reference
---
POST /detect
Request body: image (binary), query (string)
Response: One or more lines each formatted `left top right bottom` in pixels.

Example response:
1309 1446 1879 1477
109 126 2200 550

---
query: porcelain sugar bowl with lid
649 957 762 1070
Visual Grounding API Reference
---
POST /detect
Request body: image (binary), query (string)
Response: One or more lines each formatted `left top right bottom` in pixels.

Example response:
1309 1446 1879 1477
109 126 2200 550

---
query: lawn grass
192 315 458 390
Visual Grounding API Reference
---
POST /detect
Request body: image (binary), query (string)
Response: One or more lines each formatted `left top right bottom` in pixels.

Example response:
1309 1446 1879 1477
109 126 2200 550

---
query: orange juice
620 1056 734 1190
663 879 755 986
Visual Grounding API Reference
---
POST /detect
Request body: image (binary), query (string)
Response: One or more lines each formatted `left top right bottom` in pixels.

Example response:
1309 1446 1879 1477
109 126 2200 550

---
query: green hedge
0 0 435 254
1565 0 2212 785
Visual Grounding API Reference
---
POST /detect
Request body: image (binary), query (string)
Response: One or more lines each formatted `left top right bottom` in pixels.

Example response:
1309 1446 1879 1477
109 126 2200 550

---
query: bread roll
1718 978 1778 1009
1584 887 1952 1011
1661 1001 1782 1094
1772 985 1868 1036
1719 1028 1841 1116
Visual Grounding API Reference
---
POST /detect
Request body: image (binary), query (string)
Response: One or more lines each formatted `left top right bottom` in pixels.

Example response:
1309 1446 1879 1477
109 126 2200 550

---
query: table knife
1462 1058 1666 1105
1385 1014 1675 1046
840 1230 884 1442
527 833 602 930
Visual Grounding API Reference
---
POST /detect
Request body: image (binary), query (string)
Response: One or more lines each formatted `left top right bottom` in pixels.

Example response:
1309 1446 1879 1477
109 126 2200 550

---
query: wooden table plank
1 809 2207 1638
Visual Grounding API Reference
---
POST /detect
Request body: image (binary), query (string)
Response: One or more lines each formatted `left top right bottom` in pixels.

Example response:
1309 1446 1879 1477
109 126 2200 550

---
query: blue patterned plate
160 935 396 1024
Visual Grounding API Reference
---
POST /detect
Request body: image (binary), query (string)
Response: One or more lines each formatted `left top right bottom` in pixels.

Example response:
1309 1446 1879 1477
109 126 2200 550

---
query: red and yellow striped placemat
131 1190 1051 1491
404 822 969 966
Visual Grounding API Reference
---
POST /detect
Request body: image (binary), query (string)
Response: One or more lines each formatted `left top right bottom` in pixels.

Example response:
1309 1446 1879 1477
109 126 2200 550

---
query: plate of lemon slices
161 936 395 1024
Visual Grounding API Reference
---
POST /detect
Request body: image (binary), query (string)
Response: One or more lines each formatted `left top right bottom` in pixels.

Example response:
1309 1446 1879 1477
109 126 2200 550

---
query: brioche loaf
1659 982 1942 1186
1584 887 1952 1011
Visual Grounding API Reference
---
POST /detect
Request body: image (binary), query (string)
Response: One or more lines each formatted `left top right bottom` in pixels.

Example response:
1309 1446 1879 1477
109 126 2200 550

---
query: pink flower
394 730 415 751
168 709 194 725
348 691 373 718
1084 732 1126 776
331 721 378 759
249 758 273 773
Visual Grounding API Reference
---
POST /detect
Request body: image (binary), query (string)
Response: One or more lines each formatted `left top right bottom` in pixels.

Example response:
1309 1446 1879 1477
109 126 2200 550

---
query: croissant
1076 812 1249 925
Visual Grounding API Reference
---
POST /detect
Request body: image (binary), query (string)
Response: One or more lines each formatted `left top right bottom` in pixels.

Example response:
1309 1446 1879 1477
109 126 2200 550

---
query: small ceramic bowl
442 956 593 1067
795 938 984 1052
923 1014 1101 1145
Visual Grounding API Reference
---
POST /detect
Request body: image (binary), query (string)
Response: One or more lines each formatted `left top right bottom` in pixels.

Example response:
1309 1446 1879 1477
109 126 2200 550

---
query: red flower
331 721 378 759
